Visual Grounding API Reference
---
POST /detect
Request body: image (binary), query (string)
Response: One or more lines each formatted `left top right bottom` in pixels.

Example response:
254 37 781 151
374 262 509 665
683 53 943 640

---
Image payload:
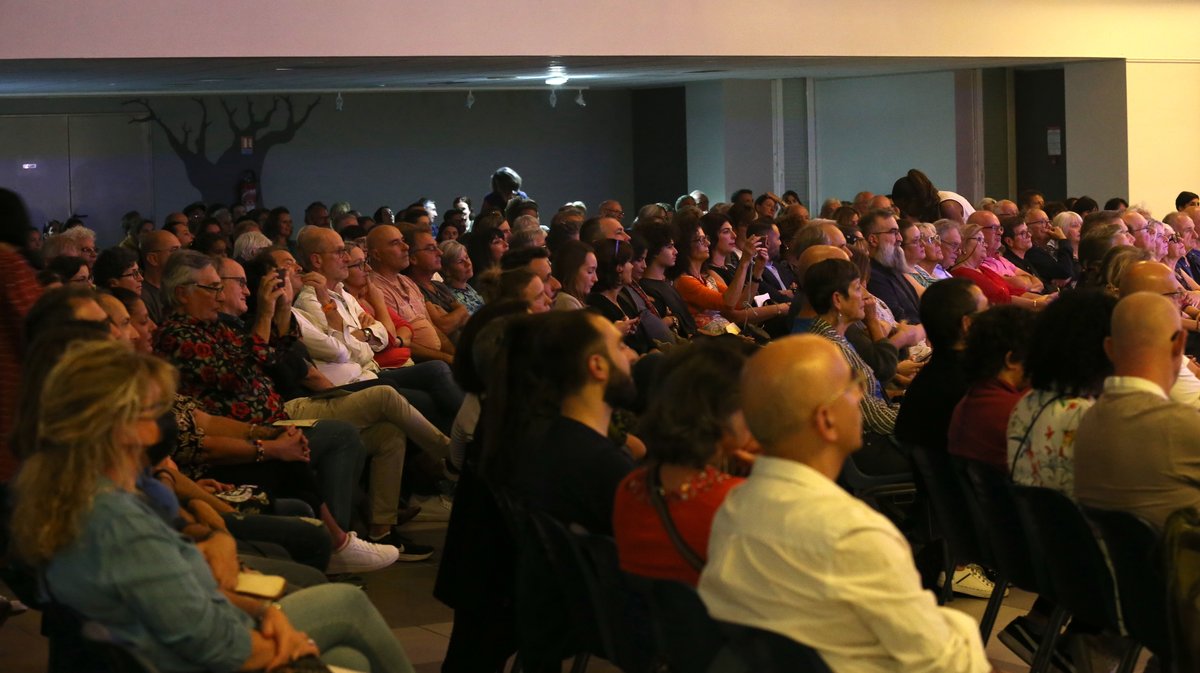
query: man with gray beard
861 209 922 323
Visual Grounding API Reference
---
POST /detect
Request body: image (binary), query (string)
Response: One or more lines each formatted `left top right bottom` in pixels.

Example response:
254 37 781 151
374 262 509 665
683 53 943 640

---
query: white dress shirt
293 284 386 386
699 456 990 673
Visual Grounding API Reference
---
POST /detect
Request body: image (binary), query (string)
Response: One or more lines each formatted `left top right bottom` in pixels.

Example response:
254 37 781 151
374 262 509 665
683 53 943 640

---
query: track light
548 90 558 108
335 92 344 112
466 90 475 109
575 89 586 107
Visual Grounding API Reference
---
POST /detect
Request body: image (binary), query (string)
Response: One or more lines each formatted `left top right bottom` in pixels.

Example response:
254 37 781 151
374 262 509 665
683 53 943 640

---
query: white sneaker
326 532 399 574
938 564 1009 599
409 493 453 522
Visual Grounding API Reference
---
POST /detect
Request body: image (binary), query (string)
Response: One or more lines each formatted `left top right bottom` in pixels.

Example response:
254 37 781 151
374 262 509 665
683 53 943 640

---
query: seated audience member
546 206 584 253
403 226 470 342
193 231 229 258
916 222 952 284
508 214 545 250
488 310 637 536
10 341 416 673
1020 207 1076 287
1098 245 1153 295
92 246 142 293
139 229 182 324
1162 221 1198 291
1008 290 1115 495
153 250 402 571
947 305 1036 473
1114 260 1200 408
585 239 646 351
232 229 272 262
438 240 485 314
46 255 93 287
895 278 987 454
477 267 553 313
465 211 511 285
972 210 1044 294
367 224 456 363
1075 292 1200 528
699 334 991 673
1076 225 1130 288
898 219 933 294
340 243 415 369
700 211 741 283
55 224 99 268
500 245 561 307
551 239 597 311
613 337 753 586
636 222 696 338
951 222 1049 309
860 208 922 323
803 258 900 439
672 214 785 333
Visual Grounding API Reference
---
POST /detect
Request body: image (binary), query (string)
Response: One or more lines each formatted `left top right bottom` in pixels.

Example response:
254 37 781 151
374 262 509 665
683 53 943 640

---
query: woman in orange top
671 212 786 335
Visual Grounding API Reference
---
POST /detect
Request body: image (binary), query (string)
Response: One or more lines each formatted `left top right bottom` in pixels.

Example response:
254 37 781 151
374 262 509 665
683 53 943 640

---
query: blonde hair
11 340 177 563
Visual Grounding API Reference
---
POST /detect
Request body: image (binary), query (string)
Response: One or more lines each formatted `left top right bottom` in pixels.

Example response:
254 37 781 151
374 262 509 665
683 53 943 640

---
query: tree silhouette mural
125 96 321 207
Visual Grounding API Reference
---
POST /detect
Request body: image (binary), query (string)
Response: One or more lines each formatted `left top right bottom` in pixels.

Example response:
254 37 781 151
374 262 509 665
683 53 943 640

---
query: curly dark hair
592 239 632 292
962 304 1036 384
1025 289 1116 397
637 336 756 469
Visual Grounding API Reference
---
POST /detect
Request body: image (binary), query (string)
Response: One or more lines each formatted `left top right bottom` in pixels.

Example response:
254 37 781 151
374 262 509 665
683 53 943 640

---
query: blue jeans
303 419 367 530
343 361 465 431
281 583 416 673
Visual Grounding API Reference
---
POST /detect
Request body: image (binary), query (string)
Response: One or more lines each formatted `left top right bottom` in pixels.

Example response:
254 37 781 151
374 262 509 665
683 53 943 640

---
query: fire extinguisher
238 170 258 209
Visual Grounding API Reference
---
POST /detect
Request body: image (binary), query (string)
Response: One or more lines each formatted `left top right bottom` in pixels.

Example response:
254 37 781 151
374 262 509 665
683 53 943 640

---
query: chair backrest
568 530 658 673
1164 506 1200 673
908 444 987 567
956 458 1040 591
1083 506 1169 658
633 578 727 673
523 507 602 658
1011 485 1122 633
714 622 833 673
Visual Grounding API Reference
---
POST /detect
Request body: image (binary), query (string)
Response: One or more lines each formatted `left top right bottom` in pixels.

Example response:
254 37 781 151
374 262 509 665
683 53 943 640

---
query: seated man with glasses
401 227 470 344
138 230 182 324
1018 207 1076 288
972 210 1045 294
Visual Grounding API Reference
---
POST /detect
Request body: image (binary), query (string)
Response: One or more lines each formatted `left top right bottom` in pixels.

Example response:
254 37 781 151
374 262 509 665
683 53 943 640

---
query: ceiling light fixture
544 75 569 86
466 90 475 109
575 89 586 107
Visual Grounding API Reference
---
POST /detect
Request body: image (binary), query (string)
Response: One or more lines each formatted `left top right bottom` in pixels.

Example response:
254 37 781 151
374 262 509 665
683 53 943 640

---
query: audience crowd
2 168 1199 673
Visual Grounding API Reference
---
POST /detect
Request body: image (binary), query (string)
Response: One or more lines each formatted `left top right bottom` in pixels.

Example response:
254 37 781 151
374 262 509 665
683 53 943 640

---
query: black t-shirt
511 415 634 535
894 350 968 454
638 277 697 337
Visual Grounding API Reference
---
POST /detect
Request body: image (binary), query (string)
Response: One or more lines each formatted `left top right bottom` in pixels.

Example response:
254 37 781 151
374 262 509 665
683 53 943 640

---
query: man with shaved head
1118 261 1200 408
972 210 1044 294
367 224 455 363
138 229 182 324
700 335 991 672
1075 292 1200 528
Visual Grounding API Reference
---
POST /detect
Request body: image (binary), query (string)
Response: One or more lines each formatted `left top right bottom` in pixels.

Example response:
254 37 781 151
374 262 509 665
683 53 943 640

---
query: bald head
1118 261 1176 297
966 210 1000 228
1109 293 1181 370
296 226 340 272
797 245 850 282
742 335 857 455
995 200 1018 217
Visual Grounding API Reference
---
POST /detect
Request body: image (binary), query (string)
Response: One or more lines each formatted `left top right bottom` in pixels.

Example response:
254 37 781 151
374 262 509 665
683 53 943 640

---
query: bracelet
254 439 266 462
248 423 259 440
751 276 762 283
321 301 337 313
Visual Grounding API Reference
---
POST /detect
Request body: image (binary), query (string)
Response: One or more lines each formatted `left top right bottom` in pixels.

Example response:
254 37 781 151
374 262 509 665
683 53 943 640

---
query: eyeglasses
1169 235 1182 244
120 267 144 279
603 209 626 220
1127 225 1148 236
413 245 440 254
322 247 350 257
220 276 248 288
68 274 93 285
871 228 900 237
347 261 368 270
80 246 98 255
845 234 862 245
1014 230 1032 238
923 235 941 245
150 246 182 255
981 225 1001 232
943 240 962 251
1026 219 1050 226
692 235 711 245
185 281 224 295
814 369 869 418
1163 290 1185 302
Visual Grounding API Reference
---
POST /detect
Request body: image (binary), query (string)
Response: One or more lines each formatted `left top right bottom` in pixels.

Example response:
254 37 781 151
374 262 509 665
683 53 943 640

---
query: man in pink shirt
366 224 455 364
973 210 1044 294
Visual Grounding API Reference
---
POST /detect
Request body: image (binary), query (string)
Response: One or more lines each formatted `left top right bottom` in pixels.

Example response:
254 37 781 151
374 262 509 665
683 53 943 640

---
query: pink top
980 254 1022 277
369 270 440 351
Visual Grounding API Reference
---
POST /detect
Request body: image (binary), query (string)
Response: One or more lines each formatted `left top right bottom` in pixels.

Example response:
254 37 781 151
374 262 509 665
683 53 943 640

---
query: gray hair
233 230 273 262
1052 211 1082 232
439 239 467 268
510 215 546 250
790 222 836 258
41 233 80 261
933 218 961 238
58 226 97 246
162 249 214 309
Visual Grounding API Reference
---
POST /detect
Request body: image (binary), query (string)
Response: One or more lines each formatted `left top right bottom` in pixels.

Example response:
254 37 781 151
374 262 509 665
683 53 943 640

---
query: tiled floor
0 520 1151 672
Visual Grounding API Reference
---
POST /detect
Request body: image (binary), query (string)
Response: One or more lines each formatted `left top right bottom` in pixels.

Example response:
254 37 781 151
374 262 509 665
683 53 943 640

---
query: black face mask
146 411 178 467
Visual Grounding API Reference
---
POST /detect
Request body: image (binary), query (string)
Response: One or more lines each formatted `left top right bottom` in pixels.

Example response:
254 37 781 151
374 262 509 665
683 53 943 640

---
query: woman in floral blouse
1007 289 1116 496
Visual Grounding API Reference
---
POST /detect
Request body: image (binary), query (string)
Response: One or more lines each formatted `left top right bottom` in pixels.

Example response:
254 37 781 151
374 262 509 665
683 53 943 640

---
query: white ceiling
0 56 1075 96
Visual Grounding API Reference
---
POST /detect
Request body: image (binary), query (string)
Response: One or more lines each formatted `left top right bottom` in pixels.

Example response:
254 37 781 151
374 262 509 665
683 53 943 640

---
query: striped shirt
809 316 898 435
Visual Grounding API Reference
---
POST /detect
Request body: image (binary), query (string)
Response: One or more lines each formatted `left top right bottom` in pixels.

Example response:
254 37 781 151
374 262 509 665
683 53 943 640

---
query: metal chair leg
1029 606 1069 673
979 577 1008 645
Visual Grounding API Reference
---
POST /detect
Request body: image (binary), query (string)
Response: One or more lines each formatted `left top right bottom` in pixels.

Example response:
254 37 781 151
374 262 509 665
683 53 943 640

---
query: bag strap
647 463 705 572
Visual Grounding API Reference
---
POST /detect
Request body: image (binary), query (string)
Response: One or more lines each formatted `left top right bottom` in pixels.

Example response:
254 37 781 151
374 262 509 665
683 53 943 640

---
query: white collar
1103 375 1169 400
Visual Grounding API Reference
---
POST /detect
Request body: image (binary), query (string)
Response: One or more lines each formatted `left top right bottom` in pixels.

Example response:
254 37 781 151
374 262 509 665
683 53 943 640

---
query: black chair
1011 486 1141 673
711 622 832 673
839 451 916 524
1164 506 1200 673
908 445 1006 643
627 577 727 673
1083 506 1170 663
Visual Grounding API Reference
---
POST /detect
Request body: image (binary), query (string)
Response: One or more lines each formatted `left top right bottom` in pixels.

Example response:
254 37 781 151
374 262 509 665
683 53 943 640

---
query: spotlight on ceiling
466 90 475 109
545 75 569 86
549 90 557 108
335 92 344 112
575 89 586 107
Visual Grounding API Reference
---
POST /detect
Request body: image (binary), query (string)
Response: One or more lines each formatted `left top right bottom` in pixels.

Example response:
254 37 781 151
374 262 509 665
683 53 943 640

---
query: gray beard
872 244 907 272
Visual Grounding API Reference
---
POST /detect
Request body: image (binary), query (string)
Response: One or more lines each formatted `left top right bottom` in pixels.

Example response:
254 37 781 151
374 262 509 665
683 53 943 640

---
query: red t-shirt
612 465 743 586
947 378 1028 472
